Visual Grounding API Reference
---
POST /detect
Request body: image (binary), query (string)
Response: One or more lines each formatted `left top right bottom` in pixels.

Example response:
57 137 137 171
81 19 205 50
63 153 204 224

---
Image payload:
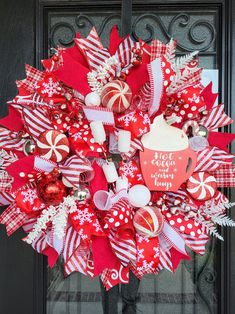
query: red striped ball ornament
101 80 132 113
133 206 164 238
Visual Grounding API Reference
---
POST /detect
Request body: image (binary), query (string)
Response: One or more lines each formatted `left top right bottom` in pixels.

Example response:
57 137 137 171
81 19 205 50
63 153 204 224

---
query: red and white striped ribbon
84 48 112 71
108 230 137 267
0 191 14 205
157 249 173 272
75 27 103 52
201 104 233 130
115 36 141 69
195 146 234 172
0 128 26 151
60 155 94 187
23 107 53 139
63 226 88 276
182 233 209 255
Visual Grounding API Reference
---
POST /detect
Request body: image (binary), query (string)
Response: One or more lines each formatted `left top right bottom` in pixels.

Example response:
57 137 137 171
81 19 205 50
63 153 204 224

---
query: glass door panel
45 4 220 314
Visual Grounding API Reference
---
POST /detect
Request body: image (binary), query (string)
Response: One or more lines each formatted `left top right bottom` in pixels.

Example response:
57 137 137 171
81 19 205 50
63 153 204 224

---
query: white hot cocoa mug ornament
139 114 197 191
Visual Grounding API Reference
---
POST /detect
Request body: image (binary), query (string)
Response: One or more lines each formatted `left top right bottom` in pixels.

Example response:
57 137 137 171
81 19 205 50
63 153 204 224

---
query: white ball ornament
85 92 101 107
128 184 151 207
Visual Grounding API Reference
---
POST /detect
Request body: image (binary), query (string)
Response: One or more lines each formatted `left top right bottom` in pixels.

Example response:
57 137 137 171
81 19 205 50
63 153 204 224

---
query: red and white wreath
0 26 235 289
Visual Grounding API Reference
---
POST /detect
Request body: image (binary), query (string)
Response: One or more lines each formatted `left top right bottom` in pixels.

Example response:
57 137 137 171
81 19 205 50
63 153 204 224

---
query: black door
0 1 235 314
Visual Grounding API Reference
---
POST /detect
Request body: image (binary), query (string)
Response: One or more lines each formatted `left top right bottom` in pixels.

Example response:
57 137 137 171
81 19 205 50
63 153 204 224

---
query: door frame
0 1 234 313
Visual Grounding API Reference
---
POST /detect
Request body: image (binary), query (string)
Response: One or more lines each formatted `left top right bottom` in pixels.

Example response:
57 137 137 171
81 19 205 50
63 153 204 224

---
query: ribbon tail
147 58 163 116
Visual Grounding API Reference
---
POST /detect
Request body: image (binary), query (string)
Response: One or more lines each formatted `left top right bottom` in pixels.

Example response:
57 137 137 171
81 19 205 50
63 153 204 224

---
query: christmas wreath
0 26 235 290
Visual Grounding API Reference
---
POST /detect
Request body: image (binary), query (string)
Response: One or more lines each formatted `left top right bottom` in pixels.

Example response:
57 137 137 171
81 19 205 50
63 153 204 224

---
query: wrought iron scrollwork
132 13 216 52
49 12 216 55
50 13 121 48
196 238 217 314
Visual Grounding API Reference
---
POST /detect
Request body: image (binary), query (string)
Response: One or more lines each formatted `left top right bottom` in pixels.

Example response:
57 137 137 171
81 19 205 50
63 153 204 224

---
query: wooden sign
139 115 197 191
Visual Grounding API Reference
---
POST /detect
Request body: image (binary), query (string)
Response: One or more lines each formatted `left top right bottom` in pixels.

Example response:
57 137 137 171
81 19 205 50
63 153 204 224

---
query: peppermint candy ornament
133 206 164 238
101 80 132 113
186 171 217 201
36 130 70 162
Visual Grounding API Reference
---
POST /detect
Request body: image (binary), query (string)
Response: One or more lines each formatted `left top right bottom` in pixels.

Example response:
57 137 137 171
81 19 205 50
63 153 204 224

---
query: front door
0 1 235 314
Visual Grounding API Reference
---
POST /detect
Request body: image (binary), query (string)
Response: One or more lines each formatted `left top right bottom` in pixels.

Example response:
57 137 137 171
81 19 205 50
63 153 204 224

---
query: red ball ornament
101 80 132 113
133 206 164 238
37 176 67 205
36 130 70 162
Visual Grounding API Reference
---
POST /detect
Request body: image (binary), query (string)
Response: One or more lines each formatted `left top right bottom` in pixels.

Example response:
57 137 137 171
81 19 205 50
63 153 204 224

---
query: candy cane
182 120 200 136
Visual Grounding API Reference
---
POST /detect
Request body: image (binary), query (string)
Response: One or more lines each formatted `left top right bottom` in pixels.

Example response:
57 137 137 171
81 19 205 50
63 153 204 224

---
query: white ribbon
93 189 128 211
83 106 115 125
160 221 187 255
147 58 164 117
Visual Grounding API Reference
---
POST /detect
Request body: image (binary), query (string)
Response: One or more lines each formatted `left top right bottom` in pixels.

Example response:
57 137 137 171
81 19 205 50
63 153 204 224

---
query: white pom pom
128 184 151 207
85 92 101 107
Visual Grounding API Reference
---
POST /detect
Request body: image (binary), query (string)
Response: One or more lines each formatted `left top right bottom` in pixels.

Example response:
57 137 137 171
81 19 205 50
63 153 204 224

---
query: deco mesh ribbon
0 26 235 290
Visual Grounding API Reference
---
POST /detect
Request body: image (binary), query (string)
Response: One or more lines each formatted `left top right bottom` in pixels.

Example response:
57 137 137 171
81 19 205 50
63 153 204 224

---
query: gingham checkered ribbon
150 39 166 61
211 164 235 187
16 64 44 93
0 204 27 236
0 170 13 192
